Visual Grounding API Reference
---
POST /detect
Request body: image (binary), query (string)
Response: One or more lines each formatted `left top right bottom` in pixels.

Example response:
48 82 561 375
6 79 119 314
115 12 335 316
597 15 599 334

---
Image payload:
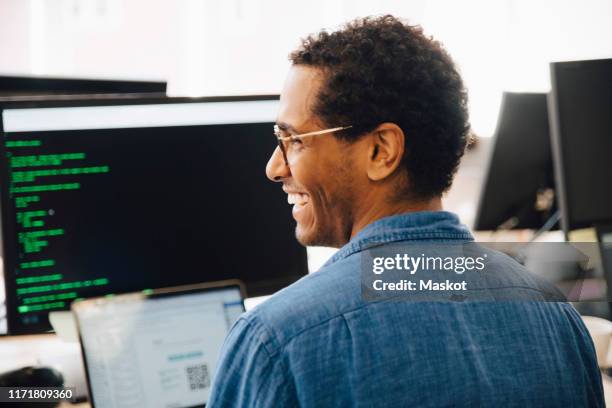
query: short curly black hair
290 15 470 199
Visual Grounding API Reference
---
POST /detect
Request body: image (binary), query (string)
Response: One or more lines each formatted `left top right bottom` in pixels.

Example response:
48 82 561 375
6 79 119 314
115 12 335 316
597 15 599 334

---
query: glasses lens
273 125 289 165
275 134 289 165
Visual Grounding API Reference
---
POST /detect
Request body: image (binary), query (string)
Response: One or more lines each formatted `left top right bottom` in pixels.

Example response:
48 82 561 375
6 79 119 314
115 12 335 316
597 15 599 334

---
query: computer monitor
474 92 557 231
0 75 166 97
0 96 308 335
549 58 612 234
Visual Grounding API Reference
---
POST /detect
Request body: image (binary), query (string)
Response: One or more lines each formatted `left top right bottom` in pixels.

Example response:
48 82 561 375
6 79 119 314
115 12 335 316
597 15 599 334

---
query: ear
365 123 405 181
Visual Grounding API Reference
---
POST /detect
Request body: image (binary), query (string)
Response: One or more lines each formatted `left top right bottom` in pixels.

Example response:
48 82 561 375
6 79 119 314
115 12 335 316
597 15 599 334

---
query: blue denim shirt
208 211 603 407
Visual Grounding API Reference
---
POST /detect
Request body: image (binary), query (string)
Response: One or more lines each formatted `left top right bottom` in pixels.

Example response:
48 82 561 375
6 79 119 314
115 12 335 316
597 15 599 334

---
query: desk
604 374 612 403
0 334 88 402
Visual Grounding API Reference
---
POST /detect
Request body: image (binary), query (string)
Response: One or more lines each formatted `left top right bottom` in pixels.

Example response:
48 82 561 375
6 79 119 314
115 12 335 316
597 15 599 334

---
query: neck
349 196 443 239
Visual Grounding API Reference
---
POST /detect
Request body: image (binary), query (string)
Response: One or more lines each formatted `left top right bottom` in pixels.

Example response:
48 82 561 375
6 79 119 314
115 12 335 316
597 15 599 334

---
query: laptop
72 280 245 408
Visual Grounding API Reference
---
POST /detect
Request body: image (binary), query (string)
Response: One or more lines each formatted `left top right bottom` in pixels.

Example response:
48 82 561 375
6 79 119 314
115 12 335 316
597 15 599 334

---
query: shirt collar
324 211 474 267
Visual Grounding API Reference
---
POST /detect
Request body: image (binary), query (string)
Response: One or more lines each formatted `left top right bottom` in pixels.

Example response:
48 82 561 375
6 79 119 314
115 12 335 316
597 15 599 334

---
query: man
208 15 603 407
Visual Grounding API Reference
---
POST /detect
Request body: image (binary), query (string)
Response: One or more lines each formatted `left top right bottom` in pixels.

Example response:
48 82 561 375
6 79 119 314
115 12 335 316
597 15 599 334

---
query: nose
266 146 291 182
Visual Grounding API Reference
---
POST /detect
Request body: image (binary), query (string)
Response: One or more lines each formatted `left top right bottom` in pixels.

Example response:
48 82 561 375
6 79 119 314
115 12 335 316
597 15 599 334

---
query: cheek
297 171 342 219
290 145 352 212
288 153 320 192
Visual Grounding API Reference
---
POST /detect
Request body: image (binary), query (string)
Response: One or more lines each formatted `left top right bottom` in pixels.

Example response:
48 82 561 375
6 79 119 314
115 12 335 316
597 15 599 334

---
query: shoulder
208 314 299 407
209 256 364 405
242 253 364 353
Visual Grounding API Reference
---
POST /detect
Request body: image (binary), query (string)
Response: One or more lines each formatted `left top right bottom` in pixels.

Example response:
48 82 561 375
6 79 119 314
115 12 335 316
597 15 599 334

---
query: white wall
0 0 31 71
2 0 611 137
422 0 612 136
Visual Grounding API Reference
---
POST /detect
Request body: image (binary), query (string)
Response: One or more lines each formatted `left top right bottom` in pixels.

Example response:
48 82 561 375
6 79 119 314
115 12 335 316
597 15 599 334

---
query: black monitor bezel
0 94 301 336
548 58 612 236
0 75 166 96
474 91 557 231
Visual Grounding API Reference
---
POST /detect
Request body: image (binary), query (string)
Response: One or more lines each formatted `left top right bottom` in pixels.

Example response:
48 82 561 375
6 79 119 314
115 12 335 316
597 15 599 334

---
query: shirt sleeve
207 315 298 408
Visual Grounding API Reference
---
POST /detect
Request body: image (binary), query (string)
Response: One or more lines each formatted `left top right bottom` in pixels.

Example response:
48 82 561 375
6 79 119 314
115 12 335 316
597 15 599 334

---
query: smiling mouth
287 193 310 208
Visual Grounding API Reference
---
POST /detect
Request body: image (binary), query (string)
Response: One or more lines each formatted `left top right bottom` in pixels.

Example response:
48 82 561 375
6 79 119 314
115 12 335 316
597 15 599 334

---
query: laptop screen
74 285 243 408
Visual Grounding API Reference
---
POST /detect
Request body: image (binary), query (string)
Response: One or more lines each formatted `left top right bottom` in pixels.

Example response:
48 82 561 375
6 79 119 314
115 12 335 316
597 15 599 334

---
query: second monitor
475 92 557 231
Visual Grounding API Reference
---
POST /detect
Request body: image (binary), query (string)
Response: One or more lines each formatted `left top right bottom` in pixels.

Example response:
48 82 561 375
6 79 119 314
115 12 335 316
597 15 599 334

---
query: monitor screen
74 284 243 407
0 75 166 97
475 92 557 231
0 96 307 334
549 58 612 231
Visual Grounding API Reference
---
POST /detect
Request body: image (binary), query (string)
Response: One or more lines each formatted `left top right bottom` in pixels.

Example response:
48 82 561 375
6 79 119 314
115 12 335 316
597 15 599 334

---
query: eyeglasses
274 124 352 165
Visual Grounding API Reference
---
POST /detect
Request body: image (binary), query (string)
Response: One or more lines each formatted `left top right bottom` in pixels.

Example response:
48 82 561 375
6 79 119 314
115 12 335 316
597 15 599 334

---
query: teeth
287 193 309 206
